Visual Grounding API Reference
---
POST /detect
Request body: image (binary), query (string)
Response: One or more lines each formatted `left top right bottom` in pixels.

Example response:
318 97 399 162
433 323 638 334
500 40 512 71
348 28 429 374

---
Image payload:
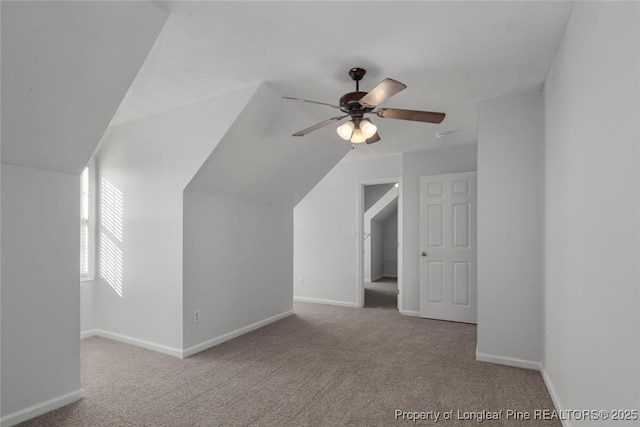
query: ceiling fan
284 67 445 148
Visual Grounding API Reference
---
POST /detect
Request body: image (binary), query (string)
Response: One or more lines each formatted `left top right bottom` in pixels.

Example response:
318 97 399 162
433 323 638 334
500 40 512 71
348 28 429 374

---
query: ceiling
112 1 574 161
1 1 167 173
373 198 398 223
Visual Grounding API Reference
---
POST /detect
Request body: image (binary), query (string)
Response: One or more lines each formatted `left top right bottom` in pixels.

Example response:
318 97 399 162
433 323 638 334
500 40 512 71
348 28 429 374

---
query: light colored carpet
20 302 559 426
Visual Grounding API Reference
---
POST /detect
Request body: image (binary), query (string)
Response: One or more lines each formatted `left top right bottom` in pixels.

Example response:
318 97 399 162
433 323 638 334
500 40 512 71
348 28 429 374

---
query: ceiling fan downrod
349 67 366 92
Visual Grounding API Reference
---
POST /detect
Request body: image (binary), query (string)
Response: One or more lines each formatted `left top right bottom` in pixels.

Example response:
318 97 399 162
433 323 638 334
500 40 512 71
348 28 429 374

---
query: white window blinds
80 166 91 278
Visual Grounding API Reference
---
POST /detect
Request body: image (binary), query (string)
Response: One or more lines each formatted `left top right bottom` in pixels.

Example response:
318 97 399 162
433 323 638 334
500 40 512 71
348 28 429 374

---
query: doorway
358 179 402 310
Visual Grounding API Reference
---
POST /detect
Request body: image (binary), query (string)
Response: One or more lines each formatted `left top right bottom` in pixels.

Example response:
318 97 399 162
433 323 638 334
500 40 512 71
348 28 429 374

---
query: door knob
421 251 427 257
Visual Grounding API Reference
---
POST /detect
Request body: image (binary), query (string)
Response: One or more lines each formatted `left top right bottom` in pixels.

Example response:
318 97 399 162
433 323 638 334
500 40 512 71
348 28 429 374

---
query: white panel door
419 171 477 323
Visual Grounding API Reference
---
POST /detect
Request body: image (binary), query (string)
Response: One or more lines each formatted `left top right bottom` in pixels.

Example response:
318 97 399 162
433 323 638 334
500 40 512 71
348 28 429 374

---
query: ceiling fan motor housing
339 91 374 123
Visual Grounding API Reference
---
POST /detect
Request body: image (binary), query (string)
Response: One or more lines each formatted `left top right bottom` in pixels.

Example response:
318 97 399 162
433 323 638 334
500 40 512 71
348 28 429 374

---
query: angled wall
95 81 349 358
294 156 402 307
94 84 260 355
183 83 349 353
1 1 167 174
185 84 350 205
0 2 167 424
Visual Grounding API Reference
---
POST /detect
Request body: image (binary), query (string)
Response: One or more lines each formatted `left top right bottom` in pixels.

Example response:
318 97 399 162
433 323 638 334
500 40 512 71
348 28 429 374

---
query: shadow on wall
100 177 124 297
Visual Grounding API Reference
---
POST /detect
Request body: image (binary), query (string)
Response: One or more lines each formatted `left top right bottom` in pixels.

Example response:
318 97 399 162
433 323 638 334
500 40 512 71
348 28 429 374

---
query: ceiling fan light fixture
359 119 377 139
337 121 355 140
350 127 367 144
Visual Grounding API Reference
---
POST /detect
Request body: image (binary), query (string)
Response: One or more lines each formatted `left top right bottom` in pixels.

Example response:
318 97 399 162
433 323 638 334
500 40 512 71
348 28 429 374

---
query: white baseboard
475 352 566 425
475 350 542 371
80 329 98 339
82 311 296 359
399 309 419 317
182 310 294 358
1 389 84 427
293 296 359 308
370 274 385 282
540 367 569 427
90 330 183 359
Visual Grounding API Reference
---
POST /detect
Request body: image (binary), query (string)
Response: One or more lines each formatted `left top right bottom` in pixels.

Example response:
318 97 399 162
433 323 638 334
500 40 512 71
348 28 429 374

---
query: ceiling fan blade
292 115 349 137
376 108 445 123
359 78 407 108
366 131 381 144
282 96 341 109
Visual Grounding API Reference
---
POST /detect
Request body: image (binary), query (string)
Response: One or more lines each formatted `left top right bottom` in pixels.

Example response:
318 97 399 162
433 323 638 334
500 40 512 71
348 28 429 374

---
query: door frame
356 177 403 310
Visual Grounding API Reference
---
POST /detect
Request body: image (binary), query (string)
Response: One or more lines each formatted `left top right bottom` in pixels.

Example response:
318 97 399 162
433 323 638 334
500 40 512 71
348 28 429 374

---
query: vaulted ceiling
112 1 574 161
1 1 167 173
1 1 574 173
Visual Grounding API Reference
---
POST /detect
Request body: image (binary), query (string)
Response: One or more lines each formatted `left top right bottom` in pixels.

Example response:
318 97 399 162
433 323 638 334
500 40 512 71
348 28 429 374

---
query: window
80 163 95 280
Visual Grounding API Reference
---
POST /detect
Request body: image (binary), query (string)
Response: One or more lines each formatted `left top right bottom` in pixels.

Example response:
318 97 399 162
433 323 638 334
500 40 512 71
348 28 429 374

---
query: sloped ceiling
1 1 167 174
98 83 261 192
186 83 350 206
365 183 396 211
373 199 398 223
111 1 573 160
367 186 399 222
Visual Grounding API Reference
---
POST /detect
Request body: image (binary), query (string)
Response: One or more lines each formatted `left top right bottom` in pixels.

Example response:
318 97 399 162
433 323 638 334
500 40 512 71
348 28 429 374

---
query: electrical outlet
298 277 304 287
192 310 200 324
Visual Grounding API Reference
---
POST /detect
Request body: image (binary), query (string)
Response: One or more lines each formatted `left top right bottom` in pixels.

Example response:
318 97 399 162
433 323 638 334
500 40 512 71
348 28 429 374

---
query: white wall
182 192 293 351
182 83 348 354
94 82 348 357
294 156 401 306
364 187 399 282
370 220 384 281
544 2 639 420
401 146 477 313
382 211 398 277
1 164 81 421
364 224 372 282
476 92 543 368
0 3 166 421
80 283 96 336
1 3 3 417
95 85 259 354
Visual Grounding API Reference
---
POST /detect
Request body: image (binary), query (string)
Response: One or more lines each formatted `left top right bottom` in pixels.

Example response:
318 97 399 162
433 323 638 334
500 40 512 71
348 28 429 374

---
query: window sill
81 276 95 285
